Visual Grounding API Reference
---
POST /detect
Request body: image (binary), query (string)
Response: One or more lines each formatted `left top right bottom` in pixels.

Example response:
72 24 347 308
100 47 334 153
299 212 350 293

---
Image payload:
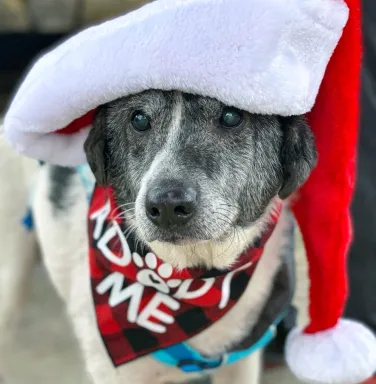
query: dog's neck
148 199 281 271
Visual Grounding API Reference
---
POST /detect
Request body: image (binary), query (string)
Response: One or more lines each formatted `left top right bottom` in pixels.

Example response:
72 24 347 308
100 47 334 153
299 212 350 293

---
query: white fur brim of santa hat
3 0 376 383
5 0 348 166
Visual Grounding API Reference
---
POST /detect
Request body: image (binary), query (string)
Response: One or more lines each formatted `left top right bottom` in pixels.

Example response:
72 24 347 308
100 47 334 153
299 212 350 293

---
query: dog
0 90 316 384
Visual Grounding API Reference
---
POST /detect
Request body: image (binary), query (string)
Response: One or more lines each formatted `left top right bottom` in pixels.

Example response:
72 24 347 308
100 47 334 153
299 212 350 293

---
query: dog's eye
131 111 151 132
219 108 243 128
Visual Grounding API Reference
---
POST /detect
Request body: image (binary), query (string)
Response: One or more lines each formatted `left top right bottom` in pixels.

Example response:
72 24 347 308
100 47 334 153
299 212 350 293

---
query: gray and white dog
0 90 316 384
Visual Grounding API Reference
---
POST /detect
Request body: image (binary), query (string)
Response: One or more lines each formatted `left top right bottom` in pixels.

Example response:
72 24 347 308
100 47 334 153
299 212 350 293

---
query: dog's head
84 90 316 269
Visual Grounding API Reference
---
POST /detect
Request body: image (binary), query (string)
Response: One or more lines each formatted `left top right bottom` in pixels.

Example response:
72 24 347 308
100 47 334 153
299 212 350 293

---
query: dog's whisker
116 206 136 214
114 212 136 221
135 237 141 253
111 224 138 252
123 225 137 239
112 202 135 215
216 207 236 217
112 208 136 221
215 213 236 229
216 207 236 219
216 226 238 262
218 203 239 211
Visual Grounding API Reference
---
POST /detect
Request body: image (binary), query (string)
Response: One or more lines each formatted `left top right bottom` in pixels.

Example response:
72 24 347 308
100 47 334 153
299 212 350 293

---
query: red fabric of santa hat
3 0 376 382
286 1 376 383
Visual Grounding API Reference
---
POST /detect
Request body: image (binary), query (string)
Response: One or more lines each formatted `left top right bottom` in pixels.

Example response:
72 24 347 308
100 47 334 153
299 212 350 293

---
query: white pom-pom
285 319 376 384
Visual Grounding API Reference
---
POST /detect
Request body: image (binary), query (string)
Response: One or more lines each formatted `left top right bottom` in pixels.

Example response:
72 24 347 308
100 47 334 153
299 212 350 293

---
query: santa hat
3 0 376 382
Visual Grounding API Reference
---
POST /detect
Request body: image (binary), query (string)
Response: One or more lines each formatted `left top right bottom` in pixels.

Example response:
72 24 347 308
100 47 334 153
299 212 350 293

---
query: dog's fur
0 90 316 384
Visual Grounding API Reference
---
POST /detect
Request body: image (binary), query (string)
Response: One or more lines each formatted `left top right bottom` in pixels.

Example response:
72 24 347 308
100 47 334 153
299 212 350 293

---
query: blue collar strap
152 317 283 373
151 258 293 373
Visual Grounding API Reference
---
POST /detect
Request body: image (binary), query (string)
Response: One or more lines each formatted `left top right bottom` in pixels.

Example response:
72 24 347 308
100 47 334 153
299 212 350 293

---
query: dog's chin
139 223 234 246
140 226 236 252
154 231 236 248
145 232 212 246
154 235 199 246
133 210 238 246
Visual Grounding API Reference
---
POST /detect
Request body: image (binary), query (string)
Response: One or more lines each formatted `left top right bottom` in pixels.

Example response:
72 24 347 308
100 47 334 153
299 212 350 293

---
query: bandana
89 185 279 367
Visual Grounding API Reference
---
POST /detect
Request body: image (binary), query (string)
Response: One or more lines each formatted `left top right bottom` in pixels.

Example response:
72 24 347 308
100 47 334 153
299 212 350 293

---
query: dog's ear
279 116 317 200
84 107 108 186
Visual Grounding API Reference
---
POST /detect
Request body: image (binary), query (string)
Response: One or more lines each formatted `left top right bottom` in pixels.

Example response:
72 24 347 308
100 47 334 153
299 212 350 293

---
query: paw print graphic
132 253 182 294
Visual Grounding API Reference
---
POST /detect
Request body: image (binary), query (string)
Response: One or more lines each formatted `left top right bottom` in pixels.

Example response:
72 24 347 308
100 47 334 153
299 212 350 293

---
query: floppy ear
279 116 317 200
84 107 108 186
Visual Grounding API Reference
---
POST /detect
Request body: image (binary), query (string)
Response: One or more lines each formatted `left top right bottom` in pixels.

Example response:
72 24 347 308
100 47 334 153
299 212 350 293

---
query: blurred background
0 1 375 384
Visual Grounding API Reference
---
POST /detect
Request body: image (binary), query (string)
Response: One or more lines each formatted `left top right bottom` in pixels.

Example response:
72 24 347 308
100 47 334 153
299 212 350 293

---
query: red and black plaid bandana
89 185 279 367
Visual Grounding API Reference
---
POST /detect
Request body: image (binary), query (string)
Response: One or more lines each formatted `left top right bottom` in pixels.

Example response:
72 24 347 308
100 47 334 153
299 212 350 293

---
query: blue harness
23 164 285 374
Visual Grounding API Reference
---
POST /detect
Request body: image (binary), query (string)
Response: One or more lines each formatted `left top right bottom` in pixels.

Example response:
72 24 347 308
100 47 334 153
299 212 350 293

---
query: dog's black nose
145 182 197 228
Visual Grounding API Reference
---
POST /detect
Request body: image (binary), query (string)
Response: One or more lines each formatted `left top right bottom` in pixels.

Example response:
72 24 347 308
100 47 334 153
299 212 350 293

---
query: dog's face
85 90 316 267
